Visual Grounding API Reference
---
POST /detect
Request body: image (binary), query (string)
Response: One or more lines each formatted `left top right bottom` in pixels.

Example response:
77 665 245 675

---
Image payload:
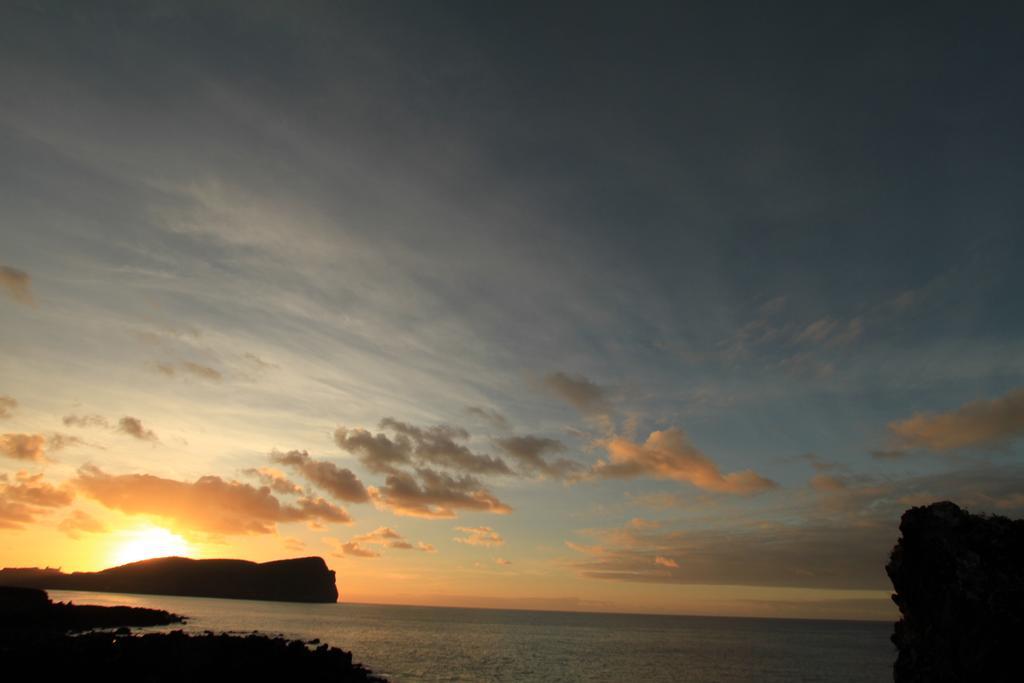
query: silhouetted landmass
887 501 1024 682
0 555 338 603
0 587 383 681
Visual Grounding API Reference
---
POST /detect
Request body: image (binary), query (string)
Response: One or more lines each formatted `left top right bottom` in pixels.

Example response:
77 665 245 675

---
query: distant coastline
0 555 338 603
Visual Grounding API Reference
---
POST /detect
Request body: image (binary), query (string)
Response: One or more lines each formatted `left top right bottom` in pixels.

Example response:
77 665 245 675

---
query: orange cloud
325 537 380 558
74 465 351 534
58 509 107 539
593 428 777 495
888 388 1024 451
0 471 73 528
453 526 504 547
654 556 679 568
0 433 46 462
0 266 33 305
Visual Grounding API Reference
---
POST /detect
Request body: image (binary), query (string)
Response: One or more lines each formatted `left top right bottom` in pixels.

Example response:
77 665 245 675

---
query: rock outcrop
887 501 1024 682
0 587 383 681
0 556 338 603
0 585 184 631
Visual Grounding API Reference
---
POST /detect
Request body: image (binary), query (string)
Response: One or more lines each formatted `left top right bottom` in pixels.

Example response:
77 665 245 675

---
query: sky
1 1 1023 621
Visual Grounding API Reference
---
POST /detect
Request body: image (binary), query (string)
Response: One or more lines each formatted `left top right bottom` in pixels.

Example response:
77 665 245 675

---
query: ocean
49 590 894 682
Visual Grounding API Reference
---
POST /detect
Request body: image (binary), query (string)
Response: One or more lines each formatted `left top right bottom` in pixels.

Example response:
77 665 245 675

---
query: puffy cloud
887 388 1024 451
465 406 509 430
0 396 16 419
74 465 351 534
118 416 158 441
369 468 512 519
592 428 778 495
416 541 437 552
62 414 159 441
654 556 679 568
379 418 512 475
453 526 504 547
335 419 511 476
269 450 369 503
58 509 106 539
542 372 611 418
334 427 413 474
0 433 47 462
243 466 304 495
495 435 582 479
0 266 33 305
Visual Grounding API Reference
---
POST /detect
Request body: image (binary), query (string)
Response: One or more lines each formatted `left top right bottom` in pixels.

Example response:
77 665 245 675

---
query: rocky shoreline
0 586 384 681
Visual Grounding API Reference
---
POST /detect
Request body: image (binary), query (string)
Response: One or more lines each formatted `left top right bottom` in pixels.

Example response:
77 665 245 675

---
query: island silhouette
0 555 338 603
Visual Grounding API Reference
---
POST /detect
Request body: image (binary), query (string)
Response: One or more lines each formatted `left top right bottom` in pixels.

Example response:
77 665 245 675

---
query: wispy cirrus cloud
155 361 223 381
465 406 510 431
542 372 612 420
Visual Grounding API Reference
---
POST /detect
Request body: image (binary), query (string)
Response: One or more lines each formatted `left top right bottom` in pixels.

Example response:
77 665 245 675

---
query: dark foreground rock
0 587 384 682
887 501 1024 682
0 585 184 631
0 555 338 603
1 630 384 682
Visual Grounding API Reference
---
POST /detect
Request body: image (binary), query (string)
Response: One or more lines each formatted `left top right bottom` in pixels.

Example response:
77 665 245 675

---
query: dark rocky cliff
887 501 1024 682
0 556 338 603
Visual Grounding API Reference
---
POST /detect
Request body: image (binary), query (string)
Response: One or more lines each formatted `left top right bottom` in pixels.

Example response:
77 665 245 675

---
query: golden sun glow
110 527 193 566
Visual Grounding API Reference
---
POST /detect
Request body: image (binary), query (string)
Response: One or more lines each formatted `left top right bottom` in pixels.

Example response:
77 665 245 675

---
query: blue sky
1 1 1023 619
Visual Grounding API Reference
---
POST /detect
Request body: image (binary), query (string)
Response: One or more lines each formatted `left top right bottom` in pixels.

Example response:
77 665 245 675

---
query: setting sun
111 527 193 566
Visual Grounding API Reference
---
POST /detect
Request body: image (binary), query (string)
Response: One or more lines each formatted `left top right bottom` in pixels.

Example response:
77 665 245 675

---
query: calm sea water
50 590 893 682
